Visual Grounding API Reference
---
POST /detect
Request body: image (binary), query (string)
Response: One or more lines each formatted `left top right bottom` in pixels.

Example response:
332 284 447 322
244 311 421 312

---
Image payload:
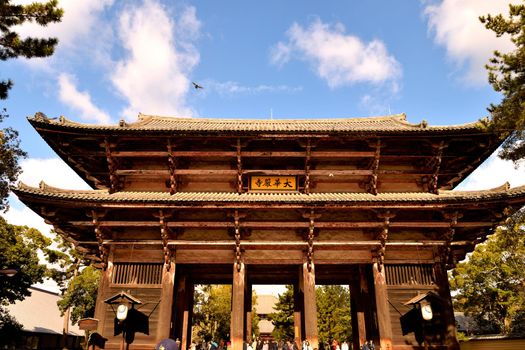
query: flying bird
192 82 204 90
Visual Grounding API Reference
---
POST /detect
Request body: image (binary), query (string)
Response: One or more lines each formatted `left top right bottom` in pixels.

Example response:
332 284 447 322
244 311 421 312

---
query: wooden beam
68 220 495 229
231 262 246 350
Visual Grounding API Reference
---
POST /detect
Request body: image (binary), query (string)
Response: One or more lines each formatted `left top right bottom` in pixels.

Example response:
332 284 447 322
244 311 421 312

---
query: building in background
4 287 83 350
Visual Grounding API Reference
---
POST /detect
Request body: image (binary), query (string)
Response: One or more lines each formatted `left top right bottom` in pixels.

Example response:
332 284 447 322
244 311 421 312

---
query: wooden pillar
293 281 303 344
350 277 367 350
93 258 113 336
231 262 245 350
434 263 460 350
302 262 318 349
182 281 194 350
373 263 392 350
157 260 176 340
174 268 193 350
245 283 253 342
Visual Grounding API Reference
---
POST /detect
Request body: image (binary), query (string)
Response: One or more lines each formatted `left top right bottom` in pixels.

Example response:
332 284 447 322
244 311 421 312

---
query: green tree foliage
193 284 259 341
193 285 232 341
450 212 525 335
0 0 63 99
268 285 295 341
481 3 525 163
316 285 352 343
0 111 25 212
0 216 50 303
56 265 100 324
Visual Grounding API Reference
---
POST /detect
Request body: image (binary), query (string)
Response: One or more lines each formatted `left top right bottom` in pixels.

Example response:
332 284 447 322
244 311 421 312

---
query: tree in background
0 109 25 211
481 3 525 163
0 0 63 99
316 285 352 343
56 265 100 324
0 216 50 303
47 235 100 324
268 285 295 341
192 285 259 342
0 216 52 342
450 211 525 335
193 285 232 341
269 285 353 342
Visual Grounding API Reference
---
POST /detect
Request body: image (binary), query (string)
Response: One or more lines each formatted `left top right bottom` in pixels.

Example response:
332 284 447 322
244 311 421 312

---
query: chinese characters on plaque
249 176 297 191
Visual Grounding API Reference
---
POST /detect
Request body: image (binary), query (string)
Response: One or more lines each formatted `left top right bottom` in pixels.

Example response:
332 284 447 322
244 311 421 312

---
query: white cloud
18 157 91 190
271 19 402 89
205 80 303 96
15 0 114 50
424 0 520 85
111 1 201 118
456 152 525 191
58 74 112 124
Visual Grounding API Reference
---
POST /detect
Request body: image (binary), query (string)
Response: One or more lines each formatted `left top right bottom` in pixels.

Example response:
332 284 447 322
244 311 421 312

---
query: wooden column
293 282 304 344
174 269 193 350
157 260 176 340
231 262 246 350
245 283 253 342
434 263 460 350
93 257 113 336
350 278 367 349
183 282 195 350
302 262 318 349
373 262 392 350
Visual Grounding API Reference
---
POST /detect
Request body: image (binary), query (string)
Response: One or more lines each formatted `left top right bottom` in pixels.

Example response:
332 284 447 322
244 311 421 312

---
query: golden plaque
249 176 297 191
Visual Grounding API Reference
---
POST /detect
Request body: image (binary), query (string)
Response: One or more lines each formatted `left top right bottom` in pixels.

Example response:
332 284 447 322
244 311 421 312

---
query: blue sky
2 1 525 292
3 0 522 158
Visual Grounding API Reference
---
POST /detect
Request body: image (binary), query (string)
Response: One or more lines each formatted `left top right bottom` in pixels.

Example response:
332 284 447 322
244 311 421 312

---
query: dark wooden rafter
167 138 178 194
89 210 108 269
233 210 242 271
303 209 321 271
236 138 243 193
104 138 120 193
375 210 394 271
427 141 447 193
365 139 381 195
442 211 461 268
304 139 312 194
158 210 172 270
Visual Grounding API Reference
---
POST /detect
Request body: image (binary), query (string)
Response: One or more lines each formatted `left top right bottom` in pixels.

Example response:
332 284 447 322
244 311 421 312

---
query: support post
293 282 303 345
182 281 194 350
434 263 460 350
157 260 176 340
245 283 253 342
302 262 318 349
373 263 392 350
350 277 367 350
231 262 246 350
93 254 113 336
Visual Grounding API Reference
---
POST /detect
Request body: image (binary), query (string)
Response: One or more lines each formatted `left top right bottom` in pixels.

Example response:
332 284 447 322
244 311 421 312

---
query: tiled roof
29 112 486 134
13 181 525 205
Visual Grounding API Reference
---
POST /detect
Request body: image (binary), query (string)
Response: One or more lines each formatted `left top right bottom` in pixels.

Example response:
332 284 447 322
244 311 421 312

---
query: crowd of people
156 337 376 350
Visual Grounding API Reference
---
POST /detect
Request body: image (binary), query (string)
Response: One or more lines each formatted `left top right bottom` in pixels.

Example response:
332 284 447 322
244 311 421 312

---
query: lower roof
13 182 525 207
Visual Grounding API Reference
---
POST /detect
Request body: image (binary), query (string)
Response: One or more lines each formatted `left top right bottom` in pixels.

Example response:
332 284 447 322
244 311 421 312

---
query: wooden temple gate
14 112 525 350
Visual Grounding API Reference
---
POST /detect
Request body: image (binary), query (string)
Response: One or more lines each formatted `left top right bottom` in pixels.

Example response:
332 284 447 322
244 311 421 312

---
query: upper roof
29 112 487 135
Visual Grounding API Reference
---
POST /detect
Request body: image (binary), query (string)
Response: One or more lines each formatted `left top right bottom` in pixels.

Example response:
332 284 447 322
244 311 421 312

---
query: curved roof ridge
28 112 488 133
135 112 408 124
13 183 525 202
